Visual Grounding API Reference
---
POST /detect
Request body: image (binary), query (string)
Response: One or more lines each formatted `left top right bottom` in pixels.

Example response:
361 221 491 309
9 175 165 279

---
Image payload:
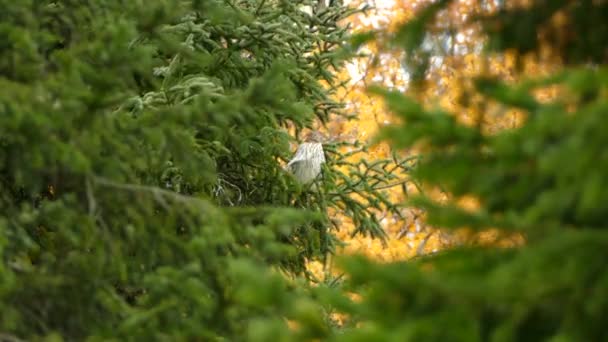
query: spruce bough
0 0 379 340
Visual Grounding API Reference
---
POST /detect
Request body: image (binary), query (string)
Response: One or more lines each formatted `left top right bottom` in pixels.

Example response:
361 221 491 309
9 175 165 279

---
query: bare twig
416 230 435 256
85 176 97 218
0 333 25 342
91 176 210 209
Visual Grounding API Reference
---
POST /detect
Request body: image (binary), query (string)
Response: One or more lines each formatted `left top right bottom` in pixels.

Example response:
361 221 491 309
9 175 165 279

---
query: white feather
287 142 325 184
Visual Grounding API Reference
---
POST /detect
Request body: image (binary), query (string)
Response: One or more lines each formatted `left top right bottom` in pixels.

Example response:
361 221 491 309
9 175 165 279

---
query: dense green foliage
0 0 400 340
3 0 607 341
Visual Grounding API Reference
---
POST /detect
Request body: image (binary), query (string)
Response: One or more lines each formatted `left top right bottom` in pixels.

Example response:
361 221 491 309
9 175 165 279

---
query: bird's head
304 130 327 143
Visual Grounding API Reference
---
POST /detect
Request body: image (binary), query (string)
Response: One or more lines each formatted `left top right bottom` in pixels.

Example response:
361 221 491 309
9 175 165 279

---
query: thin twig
85 176 97 218
328 178 410 197
416 230 435 256
0 333 25 342
92 176 210 208
370 179 410 191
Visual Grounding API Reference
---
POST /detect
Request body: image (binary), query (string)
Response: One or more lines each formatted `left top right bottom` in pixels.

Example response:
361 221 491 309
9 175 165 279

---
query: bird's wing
286 158 304 173
286 143 325 173
286 144 310 168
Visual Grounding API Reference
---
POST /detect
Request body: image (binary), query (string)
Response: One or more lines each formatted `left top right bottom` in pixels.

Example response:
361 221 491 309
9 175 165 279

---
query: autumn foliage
314 0 608 340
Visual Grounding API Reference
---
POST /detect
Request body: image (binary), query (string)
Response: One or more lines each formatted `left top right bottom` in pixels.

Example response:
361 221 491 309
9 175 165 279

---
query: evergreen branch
327 178 410 196
369 178 411 191
254 0 266 15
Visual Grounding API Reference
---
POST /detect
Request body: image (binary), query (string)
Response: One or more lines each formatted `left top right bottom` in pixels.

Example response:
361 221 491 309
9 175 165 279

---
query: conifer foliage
0 0 376 340
3 0 607 340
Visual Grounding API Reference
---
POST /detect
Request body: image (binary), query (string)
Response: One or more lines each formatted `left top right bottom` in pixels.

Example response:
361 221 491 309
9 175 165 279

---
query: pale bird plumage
287 141 325 184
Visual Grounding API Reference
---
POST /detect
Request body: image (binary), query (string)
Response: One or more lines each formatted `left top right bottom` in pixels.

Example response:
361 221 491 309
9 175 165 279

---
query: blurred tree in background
308 0 608 341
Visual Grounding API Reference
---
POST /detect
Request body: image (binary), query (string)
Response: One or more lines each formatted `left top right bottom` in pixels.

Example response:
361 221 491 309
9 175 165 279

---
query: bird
286 131 326 185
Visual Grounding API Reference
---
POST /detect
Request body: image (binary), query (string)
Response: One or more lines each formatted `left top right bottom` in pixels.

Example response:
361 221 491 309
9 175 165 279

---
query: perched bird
287 131 326 184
